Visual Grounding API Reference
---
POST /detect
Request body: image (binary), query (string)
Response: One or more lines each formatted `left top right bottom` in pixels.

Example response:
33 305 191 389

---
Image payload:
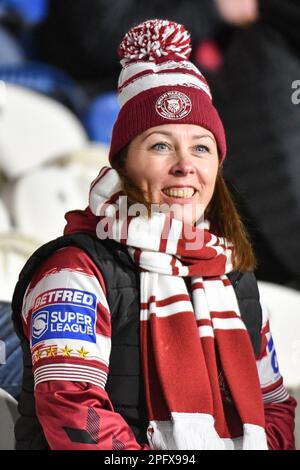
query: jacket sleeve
21 245 148 450
256 301 297 450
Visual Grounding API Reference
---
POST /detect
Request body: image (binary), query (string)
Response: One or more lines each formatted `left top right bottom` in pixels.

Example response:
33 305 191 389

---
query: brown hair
112 149 256 272
205 169 256 272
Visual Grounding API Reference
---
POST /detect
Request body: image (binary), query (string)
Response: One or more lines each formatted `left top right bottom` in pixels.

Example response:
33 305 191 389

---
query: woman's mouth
162 187 197 199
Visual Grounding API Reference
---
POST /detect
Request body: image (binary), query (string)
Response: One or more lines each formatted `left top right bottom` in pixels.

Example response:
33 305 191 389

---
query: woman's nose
170 151 195 176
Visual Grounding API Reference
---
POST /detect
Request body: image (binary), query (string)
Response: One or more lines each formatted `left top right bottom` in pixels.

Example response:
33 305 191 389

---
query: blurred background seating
0 387 19 449
0 302 22 399
0 83 88 178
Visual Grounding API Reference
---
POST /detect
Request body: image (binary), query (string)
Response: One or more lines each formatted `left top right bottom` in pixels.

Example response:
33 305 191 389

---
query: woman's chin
166 205 204 225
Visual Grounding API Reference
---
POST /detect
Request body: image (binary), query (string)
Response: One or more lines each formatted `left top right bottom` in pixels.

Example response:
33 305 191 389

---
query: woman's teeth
162 188 195 198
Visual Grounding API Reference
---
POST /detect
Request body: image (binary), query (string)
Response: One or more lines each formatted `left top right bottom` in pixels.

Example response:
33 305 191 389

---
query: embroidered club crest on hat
155 91 192 120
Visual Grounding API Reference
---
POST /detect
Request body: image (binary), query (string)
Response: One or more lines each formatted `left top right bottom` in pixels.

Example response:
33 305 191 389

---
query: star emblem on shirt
61 345 73 357
77 346 89 359
35 349 43 361
46 346 56 358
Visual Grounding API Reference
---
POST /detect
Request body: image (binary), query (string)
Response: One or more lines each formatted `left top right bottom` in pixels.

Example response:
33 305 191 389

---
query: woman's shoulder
229 270 259 298
29 244 107 294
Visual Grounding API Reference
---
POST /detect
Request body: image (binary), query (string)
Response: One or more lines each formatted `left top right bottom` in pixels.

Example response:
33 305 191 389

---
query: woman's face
125 123 219 224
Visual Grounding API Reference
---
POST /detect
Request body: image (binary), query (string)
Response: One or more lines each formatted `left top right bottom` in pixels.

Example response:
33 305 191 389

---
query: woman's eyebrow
191 134 216 143
143 131 216 143
144 130 173 139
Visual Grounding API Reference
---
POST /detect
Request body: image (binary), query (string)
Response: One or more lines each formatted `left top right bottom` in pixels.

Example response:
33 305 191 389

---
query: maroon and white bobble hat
109 19 226 164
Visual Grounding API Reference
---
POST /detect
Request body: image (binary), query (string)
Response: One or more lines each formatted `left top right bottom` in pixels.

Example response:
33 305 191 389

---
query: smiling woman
113 123 255 272
118 126 217 233
125 124 219 221
12 18 296 451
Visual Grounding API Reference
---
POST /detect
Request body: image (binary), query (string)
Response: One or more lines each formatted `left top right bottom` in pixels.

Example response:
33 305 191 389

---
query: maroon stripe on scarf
187 255 227 277
170 256 179 275
142 294 190 309
211 311 240 319
140 321 170 421
156 294 191 306
196 319 212 327
149 313 214 414
176 229 228 261
222 278 232 286
200 336 233 438
191 281 204 291
214 329 266 428
178 236 223 262
133 248 142 265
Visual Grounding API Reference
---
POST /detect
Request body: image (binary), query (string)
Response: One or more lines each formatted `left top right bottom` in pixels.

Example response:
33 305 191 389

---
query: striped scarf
89 167 268 450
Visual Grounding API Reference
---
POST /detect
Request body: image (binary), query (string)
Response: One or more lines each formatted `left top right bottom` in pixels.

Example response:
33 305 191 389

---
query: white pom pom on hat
109 19 226 163
118 19 192 64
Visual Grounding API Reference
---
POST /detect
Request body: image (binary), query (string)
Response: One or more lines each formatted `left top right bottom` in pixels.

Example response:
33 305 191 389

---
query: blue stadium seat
0 62 88 115
0 26 25 65
0 301 22 399
0 0 48 24
83 92 119 144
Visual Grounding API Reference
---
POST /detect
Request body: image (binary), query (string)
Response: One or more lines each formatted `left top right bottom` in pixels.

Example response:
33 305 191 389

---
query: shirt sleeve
21 245 148 450
256 301 297 450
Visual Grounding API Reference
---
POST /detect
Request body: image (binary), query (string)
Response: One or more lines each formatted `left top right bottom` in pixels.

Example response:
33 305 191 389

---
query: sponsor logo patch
31 288 97 347
155 90 192 120
32 311 48 338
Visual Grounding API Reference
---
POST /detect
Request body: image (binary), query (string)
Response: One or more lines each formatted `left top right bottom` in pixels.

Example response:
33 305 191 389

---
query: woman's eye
195 144 210 153
152 142 169 151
